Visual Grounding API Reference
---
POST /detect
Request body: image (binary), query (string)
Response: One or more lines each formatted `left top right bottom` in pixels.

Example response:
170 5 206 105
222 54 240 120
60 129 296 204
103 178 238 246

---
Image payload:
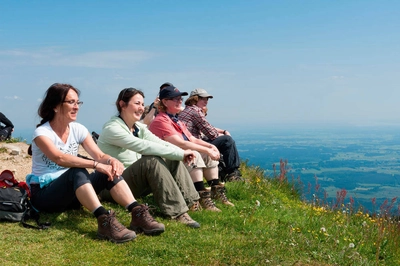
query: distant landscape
234 125 400 213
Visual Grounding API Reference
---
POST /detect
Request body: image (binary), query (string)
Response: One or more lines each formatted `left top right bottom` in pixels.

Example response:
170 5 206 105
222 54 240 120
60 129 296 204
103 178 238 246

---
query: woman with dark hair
26 83 164 243
149 86 235 212
97 88 200 228
179 88 243 182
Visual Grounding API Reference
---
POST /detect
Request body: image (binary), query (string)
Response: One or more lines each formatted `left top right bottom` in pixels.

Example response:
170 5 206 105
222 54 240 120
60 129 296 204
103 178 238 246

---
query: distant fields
235 126 400 213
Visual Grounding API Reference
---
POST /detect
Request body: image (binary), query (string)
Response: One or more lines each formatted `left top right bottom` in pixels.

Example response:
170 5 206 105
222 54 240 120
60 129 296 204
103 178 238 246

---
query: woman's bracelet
106 157 114 165
93 161 99 169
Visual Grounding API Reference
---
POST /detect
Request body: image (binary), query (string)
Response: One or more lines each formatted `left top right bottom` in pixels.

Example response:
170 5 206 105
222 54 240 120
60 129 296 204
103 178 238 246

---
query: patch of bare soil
0 142 89 182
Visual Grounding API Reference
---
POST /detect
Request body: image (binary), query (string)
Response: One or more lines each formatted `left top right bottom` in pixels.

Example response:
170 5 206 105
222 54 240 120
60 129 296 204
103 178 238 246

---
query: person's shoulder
70 121 87 130
101 116 125 133
34 122 53 137
153 112 169 122
102 115 120 127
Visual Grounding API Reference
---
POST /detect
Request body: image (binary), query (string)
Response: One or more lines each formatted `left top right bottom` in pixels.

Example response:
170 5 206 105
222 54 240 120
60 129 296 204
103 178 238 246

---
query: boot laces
104 211 125 232
135 205 156 222
216 186 229 202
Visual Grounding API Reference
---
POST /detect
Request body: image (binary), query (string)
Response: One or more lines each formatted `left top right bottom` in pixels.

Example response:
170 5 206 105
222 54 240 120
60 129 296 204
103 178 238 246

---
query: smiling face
162 96 183 115
120 93 145 123
55 89 81 123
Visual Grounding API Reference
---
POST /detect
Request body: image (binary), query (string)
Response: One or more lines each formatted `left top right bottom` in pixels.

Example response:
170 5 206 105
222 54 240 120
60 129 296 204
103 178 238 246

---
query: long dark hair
116 88 144 113
36 83 80 127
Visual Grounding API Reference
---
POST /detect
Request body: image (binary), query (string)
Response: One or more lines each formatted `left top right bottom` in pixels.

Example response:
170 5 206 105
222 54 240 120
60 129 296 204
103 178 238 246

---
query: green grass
1 161 400 265
1 137 24 143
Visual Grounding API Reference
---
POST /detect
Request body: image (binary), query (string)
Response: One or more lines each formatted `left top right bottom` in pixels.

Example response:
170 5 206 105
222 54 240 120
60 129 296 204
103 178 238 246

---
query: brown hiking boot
211 184 235 206
198 190 221 212
188 200 202 212
130 204 165 235
225 169 244 182
175 212 200 228
97 210 136 243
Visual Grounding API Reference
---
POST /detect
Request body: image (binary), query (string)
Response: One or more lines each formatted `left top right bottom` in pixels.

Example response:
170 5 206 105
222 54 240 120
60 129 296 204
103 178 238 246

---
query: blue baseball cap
159 86 188 100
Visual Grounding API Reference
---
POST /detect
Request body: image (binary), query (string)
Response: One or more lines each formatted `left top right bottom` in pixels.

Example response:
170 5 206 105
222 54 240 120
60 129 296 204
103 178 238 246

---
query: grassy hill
1 160 400 265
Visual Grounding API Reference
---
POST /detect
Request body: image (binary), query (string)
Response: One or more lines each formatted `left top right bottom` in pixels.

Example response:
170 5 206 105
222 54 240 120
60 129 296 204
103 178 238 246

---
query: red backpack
0 170 31 197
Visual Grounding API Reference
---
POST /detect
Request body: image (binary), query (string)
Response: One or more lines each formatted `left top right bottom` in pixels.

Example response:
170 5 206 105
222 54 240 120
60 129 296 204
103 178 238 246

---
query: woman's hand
183 150 196 165
207 146 220 161
95 158 125 181
153 97 160 108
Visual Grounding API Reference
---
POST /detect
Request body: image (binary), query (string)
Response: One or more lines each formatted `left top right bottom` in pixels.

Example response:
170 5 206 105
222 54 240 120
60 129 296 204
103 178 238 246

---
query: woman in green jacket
97 88 200 228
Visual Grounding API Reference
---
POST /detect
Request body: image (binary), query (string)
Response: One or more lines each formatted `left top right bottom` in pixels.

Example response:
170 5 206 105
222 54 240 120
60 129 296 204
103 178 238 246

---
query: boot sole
186 222 201 228
97 233 136 243
130 226 165 236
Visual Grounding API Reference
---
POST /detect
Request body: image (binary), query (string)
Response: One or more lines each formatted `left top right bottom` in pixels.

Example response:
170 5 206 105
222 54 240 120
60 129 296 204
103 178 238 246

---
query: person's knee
107 175 125 190
70 168 91 190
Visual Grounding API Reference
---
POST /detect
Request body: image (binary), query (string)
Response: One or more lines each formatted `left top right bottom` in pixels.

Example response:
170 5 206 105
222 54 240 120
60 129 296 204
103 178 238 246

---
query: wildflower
362 221 367 227
255 200 260 207
349 243 355 248
320 227 326 233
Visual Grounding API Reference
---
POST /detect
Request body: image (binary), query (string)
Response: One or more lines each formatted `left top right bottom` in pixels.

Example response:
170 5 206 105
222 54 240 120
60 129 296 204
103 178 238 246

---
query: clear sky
1 1 400 139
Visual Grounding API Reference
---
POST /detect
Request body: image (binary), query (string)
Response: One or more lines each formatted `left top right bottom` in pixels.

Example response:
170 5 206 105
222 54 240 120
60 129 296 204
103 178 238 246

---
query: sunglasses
167 96 183 102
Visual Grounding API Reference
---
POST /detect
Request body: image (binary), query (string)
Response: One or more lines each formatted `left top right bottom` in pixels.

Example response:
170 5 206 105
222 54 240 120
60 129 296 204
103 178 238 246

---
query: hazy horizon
1 1 400 132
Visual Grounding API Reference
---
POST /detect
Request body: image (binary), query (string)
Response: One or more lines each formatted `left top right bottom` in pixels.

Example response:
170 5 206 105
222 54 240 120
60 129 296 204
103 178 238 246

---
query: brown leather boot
211 183 235 206
97 210 136 243
175 212 200 228
198 190 221 212
188 200 202 212
130 204 165 235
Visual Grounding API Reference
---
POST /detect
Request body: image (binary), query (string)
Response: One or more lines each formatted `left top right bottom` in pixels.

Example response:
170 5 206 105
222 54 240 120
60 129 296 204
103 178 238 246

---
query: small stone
11 149 21 155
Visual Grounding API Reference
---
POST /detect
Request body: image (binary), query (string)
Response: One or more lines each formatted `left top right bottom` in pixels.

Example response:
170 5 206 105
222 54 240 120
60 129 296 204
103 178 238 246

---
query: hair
184 95 199 106
116 88 145 113
158 98 168 113
36 83 80 128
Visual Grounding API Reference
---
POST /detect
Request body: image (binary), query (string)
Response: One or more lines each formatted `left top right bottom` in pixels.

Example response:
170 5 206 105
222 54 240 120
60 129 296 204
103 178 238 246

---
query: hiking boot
188 200 202 212
211 184 235 206
175 212 200 228
97 210 136 243
198 190 221 212
225 169 244 182
130 204 165 235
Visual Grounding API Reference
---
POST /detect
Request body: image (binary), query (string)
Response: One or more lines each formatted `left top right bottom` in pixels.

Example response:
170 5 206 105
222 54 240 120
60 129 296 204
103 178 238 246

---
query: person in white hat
179 88 243 182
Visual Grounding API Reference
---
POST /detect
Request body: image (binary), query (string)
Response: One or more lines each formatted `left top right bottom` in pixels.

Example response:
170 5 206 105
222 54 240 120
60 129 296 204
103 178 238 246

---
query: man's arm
0 112 14 128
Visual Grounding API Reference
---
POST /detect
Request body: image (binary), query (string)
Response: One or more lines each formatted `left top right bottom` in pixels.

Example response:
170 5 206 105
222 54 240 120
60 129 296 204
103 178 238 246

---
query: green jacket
98 116 184 168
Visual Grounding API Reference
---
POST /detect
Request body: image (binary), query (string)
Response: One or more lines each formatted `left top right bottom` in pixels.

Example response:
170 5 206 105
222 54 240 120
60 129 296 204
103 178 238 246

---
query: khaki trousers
100 155 199 218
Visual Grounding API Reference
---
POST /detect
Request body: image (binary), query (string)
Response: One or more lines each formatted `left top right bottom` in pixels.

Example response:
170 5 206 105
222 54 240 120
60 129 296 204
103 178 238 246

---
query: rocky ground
0 142 89 182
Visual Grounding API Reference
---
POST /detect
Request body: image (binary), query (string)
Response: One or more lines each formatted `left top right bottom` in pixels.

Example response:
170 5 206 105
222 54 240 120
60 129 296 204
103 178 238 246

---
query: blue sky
1 1 400 139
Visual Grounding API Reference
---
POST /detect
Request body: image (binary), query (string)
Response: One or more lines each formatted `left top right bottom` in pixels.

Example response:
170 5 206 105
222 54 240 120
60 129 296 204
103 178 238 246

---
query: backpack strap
21 201 51 230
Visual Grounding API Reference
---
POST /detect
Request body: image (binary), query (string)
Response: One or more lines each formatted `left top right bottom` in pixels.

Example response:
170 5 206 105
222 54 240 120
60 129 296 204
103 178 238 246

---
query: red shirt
149 112 194 141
